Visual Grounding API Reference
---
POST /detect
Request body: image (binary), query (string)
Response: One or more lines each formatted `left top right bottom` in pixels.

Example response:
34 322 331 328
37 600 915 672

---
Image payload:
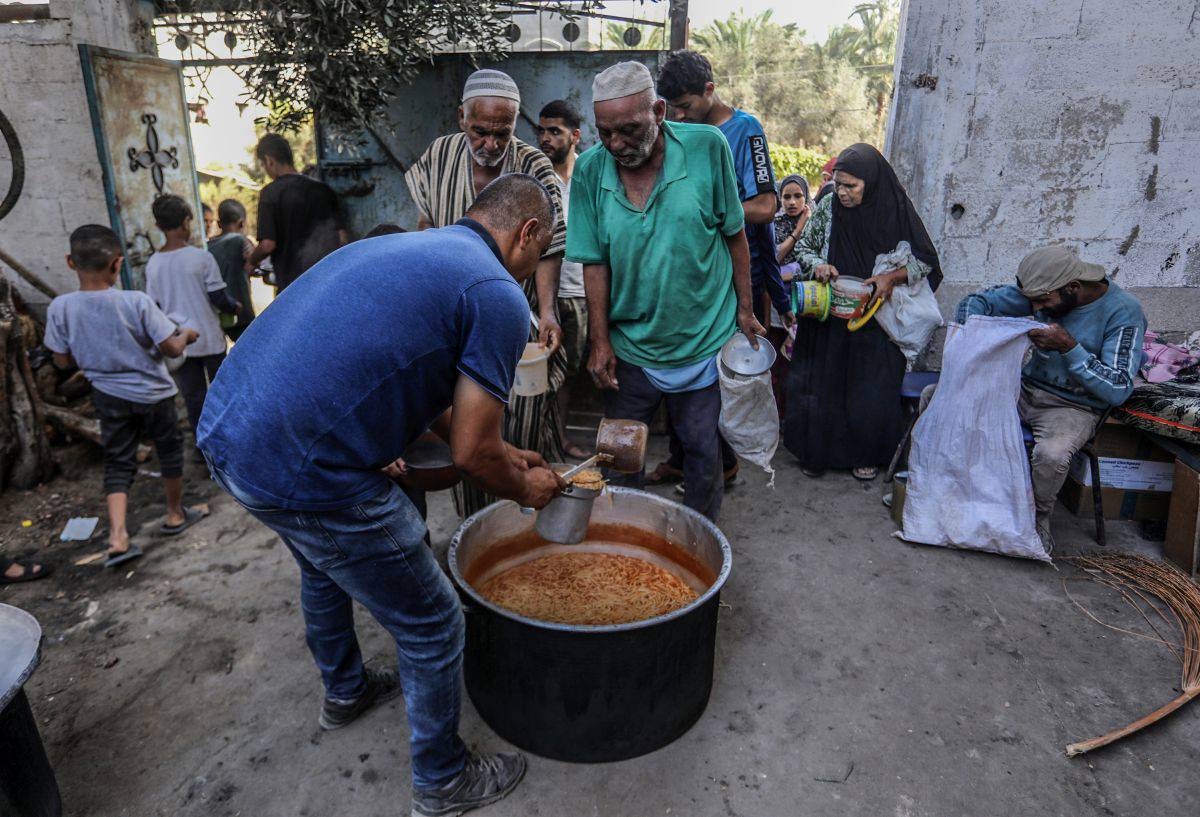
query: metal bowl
720 332 776 377
397 433 460 492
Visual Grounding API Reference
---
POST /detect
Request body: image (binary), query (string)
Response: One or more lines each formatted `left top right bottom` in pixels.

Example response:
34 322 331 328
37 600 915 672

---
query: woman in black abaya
784 144 942 480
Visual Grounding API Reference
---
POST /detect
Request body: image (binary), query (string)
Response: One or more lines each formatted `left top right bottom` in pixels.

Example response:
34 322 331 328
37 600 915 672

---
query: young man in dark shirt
248 133 346 292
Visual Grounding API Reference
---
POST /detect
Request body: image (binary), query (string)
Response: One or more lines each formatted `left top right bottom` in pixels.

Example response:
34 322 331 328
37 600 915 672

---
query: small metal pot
534 484 601 545
891 471 908 528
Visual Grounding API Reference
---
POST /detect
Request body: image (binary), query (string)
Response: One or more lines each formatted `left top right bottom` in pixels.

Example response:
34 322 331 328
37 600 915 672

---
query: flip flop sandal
104 544 144 569
646 464 684 486
160 506 209 536
852 468 879 482
1 561 54 584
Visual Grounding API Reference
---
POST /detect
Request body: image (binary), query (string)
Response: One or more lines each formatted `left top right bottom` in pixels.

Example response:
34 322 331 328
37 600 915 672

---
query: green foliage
199 175 260 236
196 117 317 235
769 144 831 187
692 11 794 53
207 1 597 133
693 2 899 154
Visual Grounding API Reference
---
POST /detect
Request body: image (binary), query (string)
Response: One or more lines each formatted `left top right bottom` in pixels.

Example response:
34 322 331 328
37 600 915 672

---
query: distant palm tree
602 21 664 50
813 2 898 121
854 2 899 120
692 10 796 53
849 1 898 66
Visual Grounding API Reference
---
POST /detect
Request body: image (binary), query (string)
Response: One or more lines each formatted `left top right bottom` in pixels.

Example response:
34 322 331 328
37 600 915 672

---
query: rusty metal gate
79 45 204 290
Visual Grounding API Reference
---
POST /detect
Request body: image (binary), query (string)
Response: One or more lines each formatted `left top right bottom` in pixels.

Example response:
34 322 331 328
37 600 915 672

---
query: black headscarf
828 144 942 290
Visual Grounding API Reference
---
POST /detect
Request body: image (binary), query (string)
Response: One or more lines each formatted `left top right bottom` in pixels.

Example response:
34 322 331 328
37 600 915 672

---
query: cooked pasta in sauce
479 551 698 625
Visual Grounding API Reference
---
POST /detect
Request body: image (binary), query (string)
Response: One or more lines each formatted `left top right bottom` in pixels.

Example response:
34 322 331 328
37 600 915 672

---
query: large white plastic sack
901 315 1049 561
718 364 779 486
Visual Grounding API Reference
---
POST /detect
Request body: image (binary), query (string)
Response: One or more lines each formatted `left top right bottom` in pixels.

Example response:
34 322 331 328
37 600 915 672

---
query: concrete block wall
0 0 154 303
887 0 1200 333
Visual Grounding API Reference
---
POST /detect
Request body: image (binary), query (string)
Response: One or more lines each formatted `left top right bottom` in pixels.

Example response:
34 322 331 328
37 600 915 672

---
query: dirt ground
2 435 1198 817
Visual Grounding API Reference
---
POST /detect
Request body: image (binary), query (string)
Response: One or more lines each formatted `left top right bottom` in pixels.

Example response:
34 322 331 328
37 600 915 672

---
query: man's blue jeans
210 466 467 790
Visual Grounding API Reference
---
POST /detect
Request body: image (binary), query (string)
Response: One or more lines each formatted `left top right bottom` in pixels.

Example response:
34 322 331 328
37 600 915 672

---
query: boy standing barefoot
43 225 202 566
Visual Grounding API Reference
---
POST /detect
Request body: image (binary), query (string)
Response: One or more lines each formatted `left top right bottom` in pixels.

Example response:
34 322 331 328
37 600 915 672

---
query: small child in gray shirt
43 225 204 567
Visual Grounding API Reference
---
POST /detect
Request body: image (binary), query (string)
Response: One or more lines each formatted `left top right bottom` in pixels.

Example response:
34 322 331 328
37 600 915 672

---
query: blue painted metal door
80 45 204 289
317 51 661 236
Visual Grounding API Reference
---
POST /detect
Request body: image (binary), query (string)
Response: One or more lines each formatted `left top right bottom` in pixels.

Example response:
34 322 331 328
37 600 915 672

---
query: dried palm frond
1061 553 1200 757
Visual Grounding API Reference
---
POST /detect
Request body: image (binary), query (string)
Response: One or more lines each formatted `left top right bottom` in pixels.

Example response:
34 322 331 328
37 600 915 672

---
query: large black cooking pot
449 487 731 763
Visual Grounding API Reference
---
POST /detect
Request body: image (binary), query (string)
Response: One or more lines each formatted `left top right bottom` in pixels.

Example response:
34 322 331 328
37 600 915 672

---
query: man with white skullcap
566 61 766 522
406 68 570 520
946 244 1146 550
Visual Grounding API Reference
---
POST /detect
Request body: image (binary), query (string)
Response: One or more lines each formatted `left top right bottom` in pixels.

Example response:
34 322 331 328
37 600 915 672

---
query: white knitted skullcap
462 69 520 104
592 61 654 103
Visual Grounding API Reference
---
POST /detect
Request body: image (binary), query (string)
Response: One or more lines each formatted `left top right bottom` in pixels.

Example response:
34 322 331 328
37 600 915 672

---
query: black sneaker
411 751 527 817
318 667 402 731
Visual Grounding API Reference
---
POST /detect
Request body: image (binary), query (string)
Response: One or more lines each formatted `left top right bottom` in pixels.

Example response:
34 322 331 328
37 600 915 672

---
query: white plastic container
512 342 549 397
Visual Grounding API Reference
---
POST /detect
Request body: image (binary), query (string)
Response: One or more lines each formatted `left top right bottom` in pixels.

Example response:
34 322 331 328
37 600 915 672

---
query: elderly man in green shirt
567 61 764 520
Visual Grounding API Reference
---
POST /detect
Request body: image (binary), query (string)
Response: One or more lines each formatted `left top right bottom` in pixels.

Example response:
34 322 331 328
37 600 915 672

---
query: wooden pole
669 0 689 51
0 246 59 300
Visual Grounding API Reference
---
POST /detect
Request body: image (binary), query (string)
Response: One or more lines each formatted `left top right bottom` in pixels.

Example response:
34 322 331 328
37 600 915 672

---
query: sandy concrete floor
3 440 1198 817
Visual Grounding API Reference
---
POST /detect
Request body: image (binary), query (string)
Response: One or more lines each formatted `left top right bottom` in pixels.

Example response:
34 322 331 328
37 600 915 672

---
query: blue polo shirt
717 110 788 315
197 219 531 510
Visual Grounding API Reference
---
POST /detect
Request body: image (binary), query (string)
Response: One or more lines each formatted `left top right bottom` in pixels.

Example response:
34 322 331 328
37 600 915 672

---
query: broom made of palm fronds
1061 553 1200 757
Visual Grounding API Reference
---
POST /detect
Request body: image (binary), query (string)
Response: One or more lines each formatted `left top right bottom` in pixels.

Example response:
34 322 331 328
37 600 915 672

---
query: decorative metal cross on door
127 113 178 194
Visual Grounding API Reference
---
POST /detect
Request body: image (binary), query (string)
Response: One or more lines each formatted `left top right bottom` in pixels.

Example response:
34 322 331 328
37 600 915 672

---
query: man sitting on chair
947 245 1146 551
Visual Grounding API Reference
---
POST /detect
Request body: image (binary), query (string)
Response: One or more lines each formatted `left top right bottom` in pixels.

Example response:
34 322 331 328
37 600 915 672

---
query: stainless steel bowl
397 433 460 492
720 332 776 377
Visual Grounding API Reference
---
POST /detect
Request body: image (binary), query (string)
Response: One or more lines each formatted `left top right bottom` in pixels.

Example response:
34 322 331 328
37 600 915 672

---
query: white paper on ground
60 516 100 542
901 315 1050 562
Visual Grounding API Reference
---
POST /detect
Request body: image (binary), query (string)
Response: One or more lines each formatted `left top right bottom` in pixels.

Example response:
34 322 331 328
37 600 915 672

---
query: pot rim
448 487 732 633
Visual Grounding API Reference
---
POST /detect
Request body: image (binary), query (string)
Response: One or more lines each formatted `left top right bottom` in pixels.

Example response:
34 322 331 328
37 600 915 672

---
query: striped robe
406 133 568 517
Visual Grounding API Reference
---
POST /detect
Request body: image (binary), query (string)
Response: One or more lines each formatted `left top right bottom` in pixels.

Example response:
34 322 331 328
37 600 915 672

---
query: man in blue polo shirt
197 174 563 816
650 49 794 488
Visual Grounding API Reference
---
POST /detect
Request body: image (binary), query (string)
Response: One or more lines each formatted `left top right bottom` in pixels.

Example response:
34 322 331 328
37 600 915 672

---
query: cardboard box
1058 422 1174 521
1164 459 1200 576
1068 455 1175 491
1058 476 1171 521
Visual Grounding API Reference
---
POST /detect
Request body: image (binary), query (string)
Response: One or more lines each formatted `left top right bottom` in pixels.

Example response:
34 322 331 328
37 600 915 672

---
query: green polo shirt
565 120 744 369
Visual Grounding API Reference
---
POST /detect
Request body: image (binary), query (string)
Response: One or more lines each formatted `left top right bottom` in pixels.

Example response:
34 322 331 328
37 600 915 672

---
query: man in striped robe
406 69 568 517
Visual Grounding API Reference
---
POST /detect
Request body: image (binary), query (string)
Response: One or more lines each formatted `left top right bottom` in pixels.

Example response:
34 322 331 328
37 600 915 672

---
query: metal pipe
178 56 258 67
0 4 51 23
507 2 665 28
